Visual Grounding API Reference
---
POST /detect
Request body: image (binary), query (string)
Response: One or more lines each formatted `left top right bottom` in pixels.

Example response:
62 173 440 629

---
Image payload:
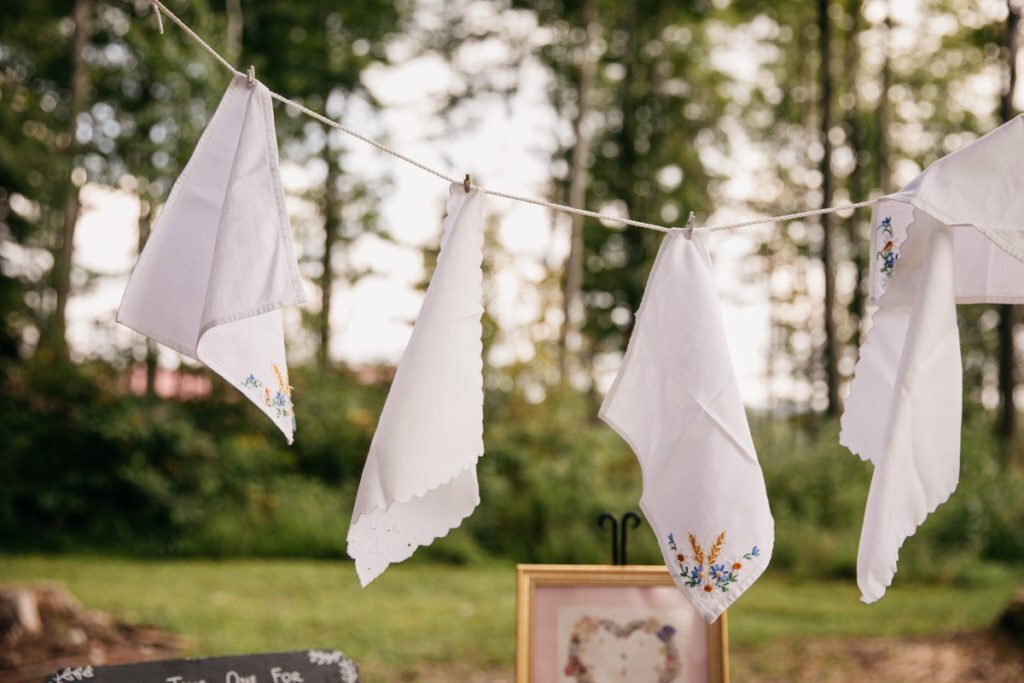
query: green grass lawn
1 556 1019 680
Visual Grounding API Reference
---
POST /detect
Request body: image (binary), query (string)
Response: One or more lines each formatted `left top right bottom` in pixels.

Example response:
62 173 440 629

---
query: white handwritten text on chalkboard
270 668 304 683
54 668 95 683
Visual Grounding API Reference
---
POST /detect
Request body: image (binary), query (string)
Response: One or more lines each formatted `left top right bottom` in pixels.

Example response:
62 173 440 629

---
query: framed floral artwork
515 565 728 683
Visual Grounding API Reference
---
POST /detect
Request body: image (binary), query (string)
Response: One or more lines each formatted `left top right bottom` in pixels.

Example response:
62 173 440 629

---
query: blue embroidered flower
876 216 899 277
657 625 676 642
689 566 701 584
241 366 294 420
751 546 760 557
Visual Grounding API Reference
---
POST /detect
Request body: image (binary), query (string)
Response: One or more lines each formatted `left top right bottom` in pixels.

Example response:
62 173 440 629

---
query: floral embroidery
243 363 294 420
564 616 681 683
876 215 899 277
668 531 759 594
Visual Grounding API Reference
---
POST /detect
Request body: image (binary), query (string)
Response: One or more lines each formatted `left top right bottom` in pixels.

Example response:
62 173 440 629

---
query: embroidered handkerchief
842 114 1024 602
117 75 306 442
866 115 1024 304
347 184 485 586
600 230 774 622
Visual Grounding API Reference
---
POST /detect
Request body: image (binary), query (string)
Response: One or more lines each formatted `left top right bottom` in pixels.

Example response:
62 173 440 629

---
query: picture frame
515 564 728 683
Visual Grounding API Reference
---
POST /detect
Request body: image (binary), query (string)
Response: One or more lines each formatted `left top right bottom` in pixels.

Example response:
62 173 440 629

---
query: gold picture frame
516 564 729 683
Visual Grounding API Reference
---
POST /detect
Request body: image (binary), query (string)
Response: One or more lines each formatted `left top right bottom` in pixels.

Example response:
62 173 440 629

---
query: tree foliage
2 0 1024 572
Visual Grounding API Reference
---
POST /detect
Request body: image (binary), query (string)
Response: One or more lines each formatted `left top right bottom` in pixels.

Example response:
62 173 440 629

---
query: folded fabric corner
117 75 306 443
347 185 485 586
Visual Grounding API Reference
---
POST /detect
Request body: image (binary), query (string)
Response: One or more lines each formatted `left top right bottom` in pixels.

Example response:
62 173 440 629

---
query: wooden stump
0 583 190 683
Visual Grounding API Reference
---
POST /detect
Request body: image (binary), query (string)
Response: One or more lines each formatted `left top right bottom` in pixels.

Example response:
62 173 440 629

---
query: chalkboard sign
45 650 358 683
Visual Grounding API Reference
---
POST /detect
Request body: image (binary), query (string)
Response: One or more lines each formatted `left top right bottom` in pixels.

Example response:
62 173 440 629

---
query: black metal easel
597 511 643 565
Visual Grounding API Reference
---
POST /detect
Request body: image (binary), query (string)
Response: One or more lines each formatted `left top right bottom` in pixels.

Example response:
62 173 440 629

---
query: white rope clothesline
146 0 880 233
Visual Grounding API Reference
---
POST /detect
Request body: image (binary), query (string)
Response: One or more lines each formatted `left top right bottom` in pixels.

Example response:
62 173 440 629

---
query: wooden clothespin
149 1 164 34
463 174 472 194
685 211 696 239
247 65 256 88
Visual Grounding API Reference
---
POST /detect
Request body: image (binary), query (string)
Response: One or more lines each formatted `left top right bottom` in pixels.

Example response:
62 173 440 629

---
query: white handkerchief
600 230 773 623
850 217 961 603
117 75 306 443
347 185 485 586
842 114 1024 602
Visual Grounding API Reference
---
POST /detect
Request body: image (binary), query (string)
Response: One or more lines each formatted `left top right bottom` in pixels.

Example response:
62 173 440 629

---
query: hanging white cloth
842 114 1024 602
600 230 774 623
347 184 485 586
118 75 306 443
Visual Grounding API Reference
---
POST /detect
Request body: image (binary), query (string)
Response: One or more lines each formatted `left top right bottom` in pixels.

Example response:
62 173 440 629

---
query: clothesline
147 0 880 233
124 3 1024 610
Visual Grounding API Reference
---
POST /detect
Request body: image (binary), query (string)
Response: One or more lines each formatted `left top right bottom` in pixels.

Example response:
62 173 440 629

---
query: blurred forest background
3 0 1024 592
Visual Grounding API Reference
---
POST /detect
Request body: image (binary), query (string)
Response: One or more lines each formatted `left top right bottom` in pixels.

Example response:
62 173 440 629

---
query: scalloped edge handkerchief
842 115 1024 602
347 185 485 586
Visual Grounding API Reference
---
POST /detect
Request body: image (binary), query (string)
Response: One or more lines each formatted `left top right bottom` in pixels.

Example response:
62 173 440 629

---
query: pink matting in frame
516 565 727 683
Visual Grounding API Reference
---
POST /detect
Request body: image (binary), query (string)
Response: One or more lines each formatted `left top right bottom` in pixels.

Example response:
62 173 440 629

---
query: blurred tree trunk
137 215 158 398
818 0 840 415
997 0 1021 442
559 0 596 386
225 0 244 63
765 247 780 415
845 0 867 349
319 147 341 370
47 0 91 363
878 1 892 194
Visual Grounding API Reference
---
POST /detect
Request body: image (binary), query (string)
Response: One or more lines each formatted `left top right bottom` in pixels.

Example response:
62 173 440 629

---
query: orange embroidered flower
703 584 713 592
676 553 685 562
733 562 742 570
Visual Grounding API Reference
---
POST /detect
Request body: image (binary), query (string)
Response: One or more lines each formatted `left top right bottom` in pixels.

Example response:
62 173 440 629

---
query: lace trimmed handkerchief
842 114 1024 602
347 185 485 586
